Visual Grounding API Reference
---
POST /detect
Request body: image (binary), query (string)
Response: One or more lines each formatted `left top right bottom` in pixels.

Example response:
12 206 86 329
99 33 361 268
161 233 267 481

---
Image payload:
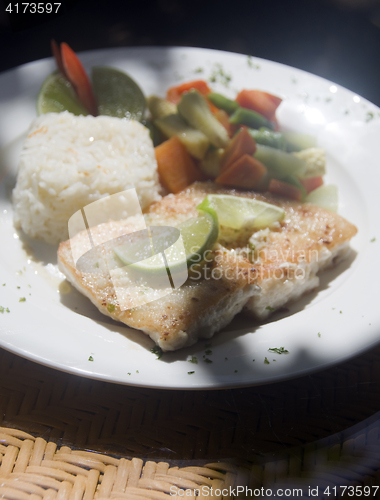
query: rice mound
13 112 161 245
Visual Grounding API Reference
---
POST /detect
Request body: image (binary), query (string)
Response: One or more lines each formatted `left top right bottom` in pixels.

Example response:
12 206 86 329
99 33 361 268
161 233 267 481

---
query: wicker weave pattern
1 346 380 497
0 427 248 499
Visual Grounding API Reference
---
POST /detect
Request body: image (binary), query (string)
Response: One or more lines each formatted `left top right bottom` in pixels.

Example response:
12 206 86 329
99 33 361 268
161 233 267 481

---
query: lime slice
114 211 218 278
305 185 338 212
92 66 146 121
36 71 89 116
197 194 285 230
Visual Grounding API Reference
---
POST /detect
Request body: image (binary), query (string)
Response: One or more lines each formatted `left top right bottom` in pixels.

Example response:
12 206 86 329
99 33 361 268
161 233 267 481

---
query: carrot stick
268 179 303 201
61 42 98 116
166 80 212 105
299 176 323 194
155 137 204 194
215 154 267 189
219 127 256 172
235 89 282 121
51 39 67 78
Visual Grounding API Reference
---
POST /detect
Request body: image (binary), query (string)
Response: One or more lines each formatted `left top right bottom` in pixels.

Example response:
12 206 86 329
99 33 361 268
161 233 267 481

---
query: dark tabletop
1 0 380 106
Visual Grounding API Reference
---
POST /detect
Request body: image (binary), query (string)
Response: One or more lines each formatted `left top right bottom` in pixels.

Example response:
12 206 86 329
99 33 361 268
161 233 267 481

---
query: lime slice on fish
197 194 285 230
92 66 146 121
36 70 89 116
114 210 218 277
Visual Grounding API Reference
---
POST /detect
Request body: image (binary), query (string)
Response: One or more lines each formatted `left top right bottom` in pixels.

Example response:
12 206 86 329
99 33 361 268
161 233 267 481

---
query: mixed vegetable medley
41 41 336 209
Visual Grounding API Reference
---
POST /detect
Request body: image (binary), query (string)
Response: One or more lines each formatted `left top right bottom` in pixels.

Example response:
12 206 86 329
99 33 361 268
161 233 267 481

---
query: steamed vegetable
147 95 177 120
208 92 239 115
167 80 212 104
177 90 229 148
247 128 287 150
220 127 256 172
229 107 274 130
60 42 98 116
155 114 210 159
155 136 204 194
216 154 267 189
235 89 282 121
268 179 303 201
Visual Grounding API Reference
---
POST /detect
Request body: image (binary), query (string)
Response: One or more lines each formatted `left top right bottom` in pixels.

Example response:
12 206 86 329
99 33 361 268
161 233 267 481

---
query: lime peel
197 194 285 230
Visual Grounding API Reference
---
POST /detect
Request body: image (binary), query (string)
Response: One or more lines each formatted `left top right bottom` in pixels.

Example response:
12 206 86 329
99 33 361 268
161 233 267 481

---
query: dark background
0 0 379 106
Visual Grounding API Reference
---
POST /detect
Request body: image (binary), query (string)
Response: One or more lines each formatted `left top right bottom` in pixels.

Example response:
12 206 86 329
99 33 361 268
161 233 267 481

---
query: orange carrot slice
299 176 323 194
268 179 303 201
219 127 256 173
214 109 234 137
155 136 204 194
215 154 267 189
166 80 212 105
61 42 97 116
51 39 67 78
236 89 282 121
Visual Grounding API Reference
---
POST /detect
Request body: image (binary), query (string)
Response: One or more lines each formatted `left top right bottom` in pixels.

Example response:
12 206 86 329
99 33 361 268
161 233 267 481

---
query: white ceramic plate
0 47 379 389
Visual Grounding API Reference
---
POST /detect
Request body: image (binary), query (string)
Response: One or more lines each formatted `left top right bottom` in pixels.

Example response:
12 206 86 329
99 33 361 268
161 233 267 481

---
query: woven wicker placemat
1 345 380 498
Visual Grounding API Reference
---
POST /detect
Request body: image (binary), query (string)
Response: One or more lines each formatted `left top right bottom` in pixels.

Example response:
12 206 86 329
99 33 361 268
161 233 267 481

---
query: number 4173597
5 3 61 14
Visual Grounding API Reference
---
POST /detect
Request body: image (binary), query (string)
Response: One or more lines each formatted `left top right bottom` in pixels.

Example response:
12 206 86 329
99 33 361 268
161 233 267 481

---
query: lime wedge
36 70 89 116
197 194 285 230
114 210 219 278
92 66 146 121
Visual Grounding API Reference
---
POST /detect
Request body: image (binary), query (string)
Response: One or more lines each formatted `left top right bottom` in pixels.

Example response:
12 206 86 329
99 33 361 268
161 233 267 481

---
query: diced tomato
299 176 324 194
235 89 282 122
268 179 303 201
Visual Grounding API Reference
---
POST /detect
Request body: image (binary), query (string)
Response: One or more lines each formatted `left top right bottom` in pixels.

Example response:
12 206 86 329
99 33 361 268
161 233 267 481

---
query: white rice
13 111 161 245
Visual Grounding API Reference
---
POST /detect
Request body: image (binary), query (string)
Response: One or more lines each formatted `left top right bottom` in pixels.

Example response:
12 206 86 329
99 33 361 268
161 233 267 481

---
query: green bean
247 127 287 150
207 93 239 115
229 107 274 130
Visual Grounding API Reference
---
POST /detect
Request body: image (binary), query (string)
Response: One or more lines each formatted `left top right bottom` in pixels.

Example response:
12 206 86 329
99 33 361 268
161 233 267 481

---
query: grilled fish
57 182 357 351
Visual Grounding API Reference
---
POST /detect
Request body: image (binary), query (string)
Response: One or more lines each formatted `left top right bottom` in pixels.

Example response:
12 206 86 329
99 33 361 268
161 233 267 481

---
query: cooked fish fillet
57 182 357 351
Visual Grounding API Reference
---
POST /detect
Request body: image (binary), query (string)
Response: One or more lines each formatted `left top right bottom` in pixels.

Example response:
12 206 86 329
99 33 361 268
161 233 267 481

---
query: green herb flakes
88 355 94 361
370 237 376 242
0 306 10 314
188 371 195 375
205 349 212 356
264 357 270 364
204 358 213 364
188 356 198 364
266 306 274 312
19 297 26 302
151 346 163 359
268 347 289 354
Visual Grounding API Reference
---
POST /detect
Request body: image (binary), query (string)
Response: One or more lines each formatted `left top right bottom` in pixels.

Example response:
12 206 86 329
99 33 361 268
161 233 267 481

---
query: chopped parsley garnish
188 356 198 364
266 306 274 312
268 347 289 354
107 303 115 313
366 111 374 122
264 357 270 364
194 67 203 73
19 297 26 302
188 371 195 375
209 63 232 87
234 370 238 373
205 349 212 356
204 358 213 364
370 237 376 242
0 306 10 314
151 346 163 359
88 355 94 361
318 332 321 338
